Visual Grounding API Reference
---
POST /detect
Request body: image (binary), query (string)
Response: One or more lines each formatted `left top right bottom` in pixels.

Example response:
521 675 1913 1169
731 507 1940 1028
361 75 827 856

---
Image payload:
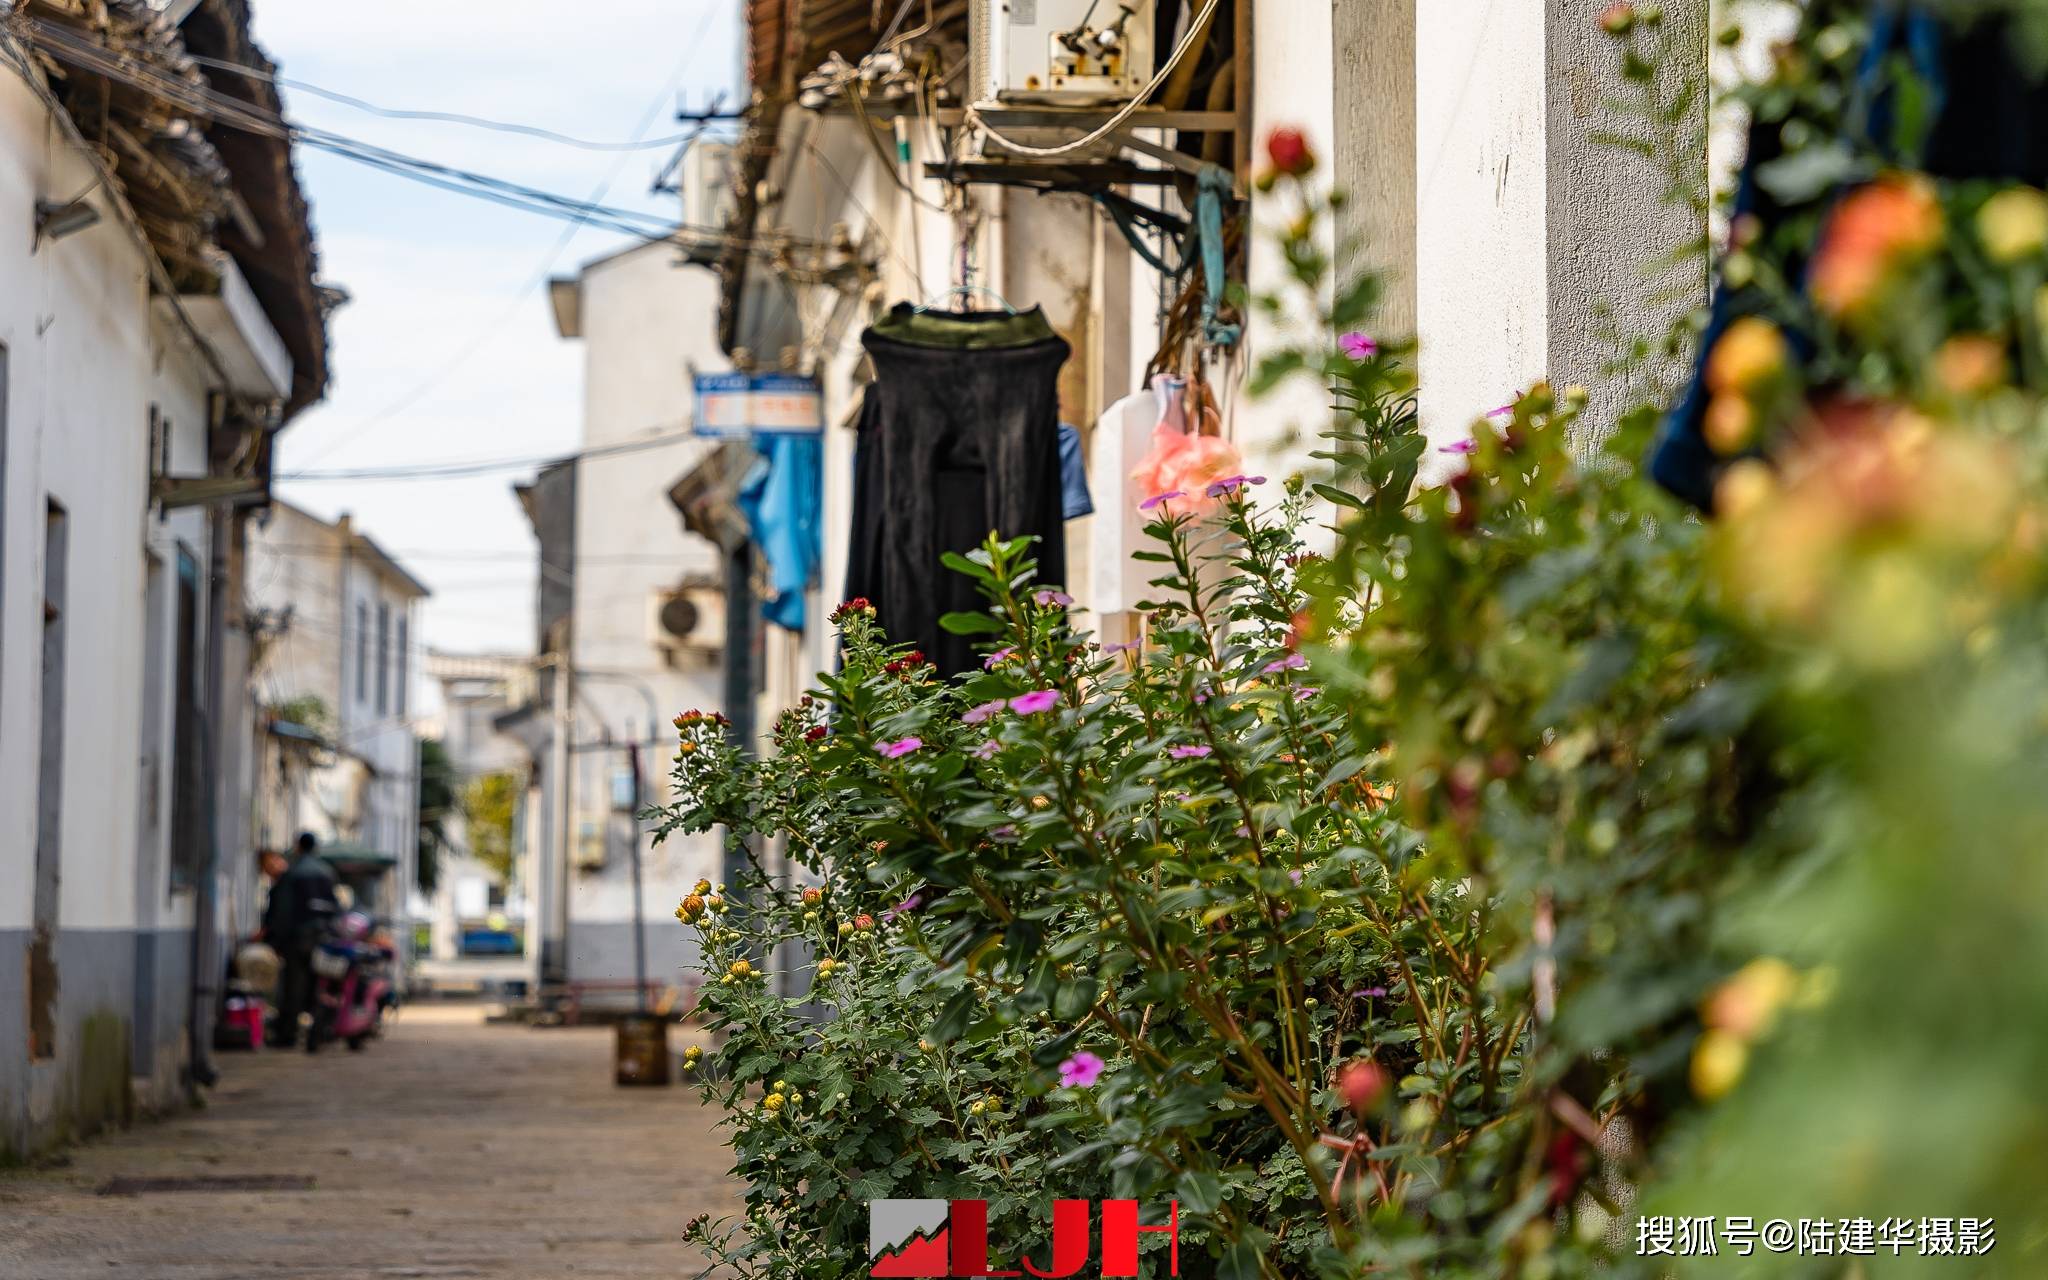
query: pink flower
1205 474 1267 498
972 740 1000 760
1339 332 1379 360
991 823 1018 839
1057 1051 1106 1088
1033 589 1074 607
1262 653 1308 675
1133 427 1242 516
1139 490 1185 512
1295 686 1319 701
882 893 923 921
1009 689 1059 715
963 699 1007 725
1102 639 1140 654
1486 402 1517 418
876 737 923 759
1169 745 1213 760
1439 438 1478 455
984 648 1016 669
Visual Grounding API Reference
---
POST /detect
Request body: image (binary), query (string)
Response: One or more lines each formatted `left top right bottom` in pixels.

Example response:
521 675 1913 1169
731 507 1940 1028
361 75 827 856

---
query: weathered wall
1543 0 1709 445
0 70 220 1159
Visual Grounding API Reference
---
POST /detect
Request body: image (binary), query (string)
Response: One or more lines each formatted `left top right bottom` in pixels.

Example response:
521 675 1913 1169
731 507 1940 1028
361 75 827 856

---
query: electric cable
180 49 730 152
277 426 699 482
287 16 723 469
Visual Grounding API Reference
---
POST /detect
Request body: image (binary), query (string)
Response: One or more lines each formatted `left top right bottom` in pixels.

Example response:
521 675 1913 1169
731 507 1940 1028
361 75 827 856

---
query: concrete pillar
1333 0 1418 340
1543 0 1709 446
1399 0 1707 476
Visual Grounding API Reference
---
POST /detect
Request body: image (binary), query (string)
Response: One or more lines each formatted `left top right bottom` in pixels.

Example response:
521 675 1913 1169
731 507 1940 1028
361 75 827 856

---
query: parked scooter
306 909 397 1053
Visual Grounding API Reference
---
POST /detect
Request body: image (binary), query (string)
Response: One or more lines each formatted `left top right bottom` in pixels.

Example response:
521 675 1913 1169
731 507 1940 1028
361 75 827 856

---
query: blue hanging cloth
1057 423 1094 519
737 432 822 632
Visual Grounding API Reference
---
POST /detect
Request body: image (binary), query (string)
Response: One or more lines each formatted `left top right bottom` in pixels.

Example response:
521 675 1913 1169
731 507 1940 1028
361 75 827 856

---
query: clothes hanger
915 284 1018 314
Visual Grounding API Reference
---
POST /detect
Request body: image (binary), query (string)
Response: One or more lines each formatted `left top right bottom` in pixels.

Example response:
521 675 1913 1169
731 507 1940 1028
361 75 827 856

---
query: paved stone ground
0 1004 740 1279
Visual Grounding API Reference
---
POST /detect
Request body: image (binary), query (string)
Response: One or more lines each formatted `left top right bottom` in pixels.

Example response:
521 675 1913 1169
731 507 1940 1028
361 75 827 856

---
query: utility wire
277 427 700 482
287 16 723 470
9 19 816 255
181 49 735 152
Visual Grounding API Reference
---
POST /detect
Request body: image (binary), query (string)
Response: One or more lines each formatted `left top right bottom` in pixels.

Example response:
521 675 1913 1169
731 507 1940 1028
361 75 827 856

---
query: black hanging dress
844 304 1071 675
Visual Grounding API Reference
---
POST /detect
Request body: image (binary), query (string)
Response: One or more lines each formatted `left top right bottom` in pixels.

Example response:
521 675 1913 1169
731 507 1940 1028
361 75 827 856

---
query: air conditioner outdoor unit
970 0 1157 107
649 581 725 663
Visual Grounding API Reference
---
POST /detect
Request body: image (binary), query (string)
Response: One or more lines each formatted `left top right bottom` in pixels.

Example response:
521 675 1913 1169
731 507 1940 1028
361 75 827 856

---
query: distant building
0 0 327 1160
245 502 430 942
420 653 535 963
507 233 732 1002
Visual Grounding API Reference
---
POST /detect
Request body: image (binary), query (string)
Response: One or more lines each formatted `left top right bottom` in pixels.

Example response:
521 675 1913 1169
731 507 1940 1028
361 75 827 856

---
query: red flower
804 725 826 742
1337 1060 1388 1113
1265 126 1315 178
1597 2 1636 35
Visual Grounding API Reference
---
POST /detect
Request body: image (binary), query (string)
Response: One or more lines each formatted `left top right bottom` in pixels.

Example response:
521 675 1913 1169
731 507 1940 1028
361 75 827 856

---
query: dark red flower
1265 126 1315 177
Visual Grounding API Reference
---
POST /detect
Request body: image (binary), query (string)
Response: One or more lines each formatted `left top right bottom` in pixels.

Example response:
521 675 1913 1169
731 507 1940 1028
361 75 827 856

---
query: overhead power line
286 15 725 471
276 428 700 483
180 49 738 152
7 18 823 257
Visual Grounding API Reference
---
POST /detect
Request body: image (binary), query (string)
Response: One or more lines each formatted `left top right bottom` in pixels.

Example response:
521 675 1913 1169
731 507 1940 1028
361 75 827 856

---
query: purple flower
1139 490 1185 512
1294 686 1319 702
1009 689 1059 716
972 739 1000 760
1033 589 1074 607
883 893 923 921
1486 402 1516 418
991 823 1018 839
876 737 923 759
1102 639 1140 655
1339 331 1379 360
1351 986 1389 1000
1204 474 1268 498
984 647 1017 669
1057 1051 1106 1088
1262 653 1308 675
963 699 1007 725
1439 438 1478 455
1168 744 1213 760
1288 869 1304 885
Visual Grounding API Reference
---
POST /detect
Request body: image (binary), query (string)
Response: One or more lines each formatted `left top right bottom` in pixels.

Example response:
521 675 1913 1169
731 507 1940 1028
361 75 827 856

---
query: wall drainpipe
185 502 231 1090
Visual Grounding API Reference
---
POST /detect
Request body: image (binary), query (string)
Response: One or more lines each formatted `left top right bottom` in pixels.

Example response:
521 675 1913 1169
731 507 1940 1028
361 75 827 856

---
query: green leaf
1053 977 1097 1021
940 610 1006 636
1218 1234 1268 1280
1176 1169 1225 1215
929 989 979 1044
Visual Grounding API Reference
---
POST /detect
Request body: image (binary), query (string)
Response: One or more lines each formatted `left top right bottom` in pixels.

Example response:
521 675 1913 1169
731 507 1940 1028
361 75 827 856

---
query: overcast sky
253 2 743 656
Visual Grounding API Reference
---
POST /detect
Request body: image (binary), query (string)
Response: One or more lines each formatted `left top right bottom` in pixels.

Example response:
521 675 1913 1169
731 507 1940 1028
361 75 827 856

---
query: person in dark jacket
263 832 337 1047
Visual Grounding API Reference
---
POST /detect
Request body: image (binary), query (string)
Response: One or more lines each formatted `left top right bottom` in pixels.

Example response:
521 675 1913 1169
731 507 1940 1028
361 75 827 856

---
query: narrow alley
0 1007 737 1279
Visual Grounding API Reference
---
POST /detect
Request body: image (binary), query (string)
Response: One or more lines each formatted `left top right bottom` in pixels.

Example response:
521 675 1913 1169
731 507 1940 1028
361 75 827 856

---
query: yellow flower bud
1690 1029 1748 1100
1978 186 2048 263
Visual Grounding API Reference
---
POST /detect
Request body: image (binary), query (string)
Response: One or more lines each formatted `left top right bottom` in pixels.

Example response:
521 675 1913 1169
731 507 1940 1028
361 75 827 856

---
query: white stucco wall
0 66 244 1145
556 239 728 982
1238 0 1336 476
1413 1 1552 478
